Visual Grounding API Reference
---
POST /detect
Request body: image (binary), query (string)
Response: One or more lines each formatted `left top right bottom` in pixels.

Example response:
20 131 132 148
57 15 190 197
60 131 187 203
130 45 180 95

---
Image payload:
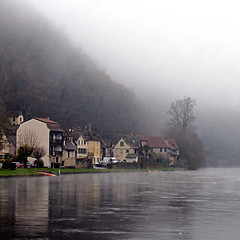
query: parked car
95 161 107 168
111 157 118 164
102 157 119 164
12 162 23 168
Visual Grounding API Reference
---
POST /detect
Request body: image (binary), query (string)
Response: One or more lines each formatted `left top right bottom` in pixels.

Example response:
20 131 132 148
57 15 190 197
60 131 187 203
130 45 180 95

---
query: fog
24 0 240 164
25 0 240 103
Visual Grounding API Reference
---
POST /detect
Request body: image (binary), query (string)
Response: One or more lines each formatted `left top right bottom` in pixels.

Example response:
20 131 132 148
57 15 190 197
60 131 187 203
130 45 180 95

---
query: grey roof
49 128 64 132
101 139 112 148
63 139 76 151
71 129 101 142
126 154 138 158
7 135 16 146
10 111 23 118
117 135 141 148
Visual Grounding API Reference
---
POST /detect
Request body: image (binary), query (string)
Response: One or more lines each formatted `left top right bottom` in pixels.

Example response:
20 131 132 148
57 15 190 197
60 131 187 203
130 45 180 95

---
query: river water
1 168 240 239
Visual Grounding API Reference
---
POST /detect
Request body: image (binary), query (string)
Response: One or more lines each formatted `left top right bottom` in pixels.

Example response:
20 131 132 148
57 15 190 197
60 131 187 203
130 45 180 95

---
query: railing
51 151 62 156
50 139 63 144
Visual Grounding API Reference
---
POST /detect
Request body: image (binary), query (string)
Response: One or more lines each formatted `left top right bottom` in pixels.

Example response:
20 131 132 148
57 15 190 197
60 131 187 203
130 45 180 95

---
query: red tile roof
34 117 58 124
144 136 178 150
145 136 169 148
141 136 147 141
168 139 179 149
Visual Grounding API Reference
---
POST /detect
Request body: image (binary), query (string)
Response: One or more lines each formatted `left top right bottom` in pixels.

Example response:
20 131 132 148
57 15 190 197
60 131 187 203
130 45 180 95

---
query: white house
17 117 63 167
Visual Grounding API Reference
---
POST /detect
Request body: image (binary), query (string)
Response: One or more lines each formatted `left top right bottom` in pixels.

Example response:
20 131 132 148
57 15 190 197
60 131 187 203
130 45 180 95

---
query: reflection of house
141 136 179 166
113 135 141 162
17 117 63 167
9 111 24 126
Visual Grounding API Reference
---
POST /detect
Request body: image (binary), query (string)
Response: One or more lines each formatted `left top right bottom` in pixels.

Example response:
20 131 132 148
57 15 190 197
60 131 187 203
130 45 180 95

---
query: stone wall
76 158 92 168
111 161 165 170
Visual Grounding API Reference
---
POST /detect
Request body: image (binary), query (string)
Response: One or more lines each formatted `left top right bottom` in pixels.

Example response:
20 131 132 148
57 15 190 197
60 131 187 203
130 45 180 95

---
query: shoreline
0 167 182 178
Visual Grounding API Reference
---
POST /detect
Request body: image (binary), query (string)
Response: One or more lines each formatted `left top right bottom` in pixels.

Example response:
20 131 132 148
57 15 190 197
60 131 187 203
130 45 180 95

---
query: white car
110 157 118 164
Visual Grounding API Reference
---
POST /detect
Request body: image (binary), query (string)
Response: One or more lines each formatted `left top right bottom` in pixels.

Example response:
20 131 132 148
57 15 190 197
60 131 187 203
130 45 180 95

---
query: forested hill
0 0 146 136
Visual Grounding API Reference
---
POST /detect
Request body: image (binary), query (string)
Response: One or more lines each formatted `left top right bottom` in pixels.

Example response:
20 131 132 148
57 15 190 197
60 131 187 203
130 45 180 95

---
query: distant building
9 111 24 126
75 130 101 165
0 132 16 159
62 132 76 168
112 135 141 162
141 136 179 166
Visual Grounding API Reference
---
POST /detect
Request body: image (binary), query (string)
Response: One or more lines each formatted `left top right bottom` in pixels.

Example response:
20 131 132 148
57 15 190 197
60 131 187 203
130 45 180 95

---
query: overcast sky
25 0 240 121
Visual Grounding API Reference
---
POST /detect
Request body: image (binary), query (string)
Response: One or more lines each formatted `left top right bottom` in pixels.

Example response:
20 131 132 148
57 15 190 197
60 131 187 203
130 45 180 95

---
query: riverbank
0 167 181 177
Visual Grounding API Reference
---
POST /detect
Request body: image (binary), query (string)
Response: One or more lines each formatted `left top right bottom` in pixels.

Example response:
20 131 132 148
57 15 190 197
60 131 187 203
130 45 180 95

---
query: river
1 168 240 239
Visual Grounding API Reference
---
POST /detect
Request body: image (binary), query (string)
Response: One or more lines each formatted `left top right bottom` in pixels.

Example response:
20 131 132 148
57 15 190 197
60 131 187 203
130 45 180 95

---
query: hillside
0 0 147 136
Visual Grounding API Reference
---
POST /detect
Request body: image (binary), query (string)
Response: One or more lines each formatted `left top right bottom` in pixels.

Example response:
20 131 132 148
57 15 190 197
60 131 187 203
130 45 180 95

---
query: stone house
74 129 101 165
141 136 179 166
112 135 141 162
9 111 24 126
62 131 76 168
0 132 16 159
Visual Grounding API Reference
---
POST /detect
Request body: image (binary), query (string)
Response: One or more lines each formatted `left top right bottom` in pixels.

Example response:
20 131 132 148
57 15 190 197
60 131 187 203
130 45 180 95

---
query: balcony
51 151 62 157
50 139 63 144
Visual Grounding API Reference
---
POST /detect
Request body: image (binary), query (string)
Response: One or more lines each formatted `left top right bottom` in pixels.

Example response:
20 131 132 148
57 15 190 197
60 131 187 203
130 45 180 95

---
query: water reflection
1 169 240 239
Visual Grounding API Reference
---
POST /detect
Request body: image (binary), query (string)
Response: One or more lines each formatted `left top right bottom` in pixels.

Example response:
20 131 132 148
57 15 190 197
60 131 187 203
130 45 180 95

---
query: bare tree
17 144 33 168
32 146 46 168
17 129 40 150
167 96 196 130
17 129 41 168
165 97 206 169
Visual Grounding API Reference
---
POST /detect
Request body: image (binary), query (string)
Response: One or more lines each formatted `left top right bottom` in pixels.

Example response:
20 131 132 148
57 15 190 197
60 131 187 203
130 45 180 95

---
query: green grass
0 167 183 177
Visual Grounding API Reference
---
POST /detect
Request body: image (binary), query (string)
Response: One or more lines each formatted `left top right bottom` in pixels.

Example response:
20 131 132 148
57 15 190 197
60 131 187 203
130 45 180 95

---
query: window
120 141 124 147
78 148 87 154
126 150 129 153
160 148 165 153
57 134 62 140
55 146 62 152
68 151 73 158
78 140 80 145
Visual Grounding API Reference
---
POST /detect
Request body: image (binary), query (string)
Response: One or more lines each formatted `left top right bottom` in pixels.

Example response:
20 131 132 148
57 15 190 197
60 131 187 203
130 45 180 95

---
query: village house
17 117 64 167
9 111 24 126
73 127 101 165
76 134 88 159
87 135 101 165
101 139 112 158
0 112 22 158
62 131 77 168
0 131 16 159
140 136 179 166
112 135 141 162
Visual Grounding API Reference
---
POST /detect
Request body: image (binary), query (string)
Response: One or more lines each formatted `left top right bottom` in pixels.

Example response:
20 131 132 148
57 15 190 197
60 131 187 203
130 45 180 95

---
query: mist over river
1 169 240 239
